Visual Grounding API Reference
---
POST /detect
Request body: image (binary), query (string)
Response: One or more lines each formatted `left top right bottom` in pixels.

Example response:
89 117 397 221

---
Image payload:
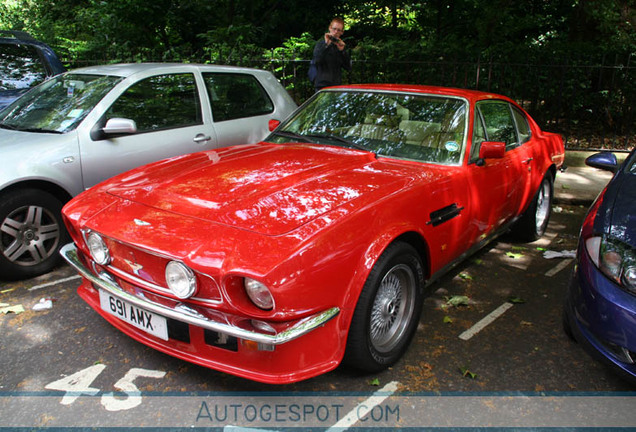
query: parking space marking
326 381 399 431
545 258 574 277
459 302 514 341
28 275 81 291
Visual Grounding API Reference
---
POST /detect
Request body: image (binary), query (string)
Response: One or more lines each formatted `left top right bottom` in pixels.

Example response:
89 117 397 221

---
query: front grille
167 318 190 343
204 329 238 351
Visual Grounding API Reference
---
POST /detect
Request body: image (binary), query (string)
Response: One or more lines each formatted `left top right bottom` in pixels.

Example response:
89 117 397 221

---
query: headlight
244 278 274 310
586 235 636 294
165 261 197 299
86 232 110 265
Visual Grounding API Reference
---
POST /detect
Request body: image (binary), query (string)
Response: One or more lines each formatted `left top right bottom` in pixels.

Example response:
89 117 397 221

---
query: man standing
311 17 351 91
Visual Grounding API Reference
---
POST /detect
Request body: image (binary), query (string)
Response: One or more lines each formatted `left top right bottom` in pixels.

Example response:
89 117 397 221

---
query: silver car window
203 72 274 122
105 73 202 133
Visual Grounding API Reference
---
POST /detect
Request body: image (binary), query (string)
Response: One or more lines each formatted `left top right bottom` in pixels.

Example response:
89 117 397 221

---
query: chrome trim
80 228 222 303
60 243 339 345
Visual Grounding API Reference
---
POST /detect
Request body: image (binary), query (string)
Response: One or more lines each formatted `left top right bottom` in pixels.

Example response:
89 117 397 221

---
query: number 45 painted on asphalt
45 364 166 411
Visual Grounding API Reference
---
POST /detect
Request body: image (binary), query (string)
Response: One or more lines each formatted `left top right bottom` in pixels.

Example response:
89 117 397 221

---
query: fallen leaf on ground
446 295 470 307
508 296 526 304
459 366 477 379
0 304 25 315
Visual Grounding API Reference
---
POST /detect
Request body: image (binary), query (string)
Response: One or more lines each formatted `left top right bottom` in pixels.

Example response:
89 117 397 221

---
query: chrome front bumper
60 243 339 346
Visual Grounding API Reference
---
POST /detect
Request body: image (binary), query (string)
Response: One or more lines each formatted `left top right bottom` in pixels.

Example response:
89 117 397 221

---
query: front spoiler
60 243 339 346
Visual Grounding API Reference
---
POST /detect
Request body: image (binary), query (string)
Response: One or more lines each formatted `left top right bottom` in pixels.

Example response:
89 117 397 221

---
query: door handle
522 158 533 164
193 134 212 143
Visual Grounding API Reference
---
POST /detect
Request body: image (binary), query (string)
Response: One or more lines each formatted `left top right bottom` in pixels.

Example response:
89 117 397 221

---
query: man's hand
325 33 346 51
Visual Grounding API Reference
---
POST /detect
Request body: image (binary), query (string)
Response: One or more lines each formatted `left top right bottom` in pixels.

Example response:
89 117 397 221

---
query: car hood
0 126 63 146
105 143 415 236
596 169 636 249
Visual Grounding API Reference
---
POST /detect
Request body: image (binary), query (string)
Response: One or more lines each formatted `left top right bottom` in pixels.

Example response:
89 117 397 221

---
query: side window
477 101 518 150
470 110 487 162
203 73 274 122
511 107 531 144
106 73 201 133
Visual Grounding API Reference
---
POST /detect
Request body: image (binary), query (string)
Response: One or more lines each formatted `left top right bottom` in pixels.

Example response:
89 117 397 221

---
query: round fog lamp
165 261 197 299
87 232 110 265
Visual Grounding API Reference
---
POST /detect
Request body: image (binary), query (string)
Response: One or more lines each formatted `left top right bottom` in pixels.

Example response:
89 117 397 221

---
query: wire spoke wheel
344 242 424 372
534 179 551 233
369 264 416 353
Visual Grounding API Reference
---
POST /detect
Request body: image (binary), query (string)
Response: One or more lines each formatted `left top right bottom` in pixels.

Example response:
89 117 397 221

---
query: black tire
344 242 424 372
0 189 68 280
562 274 577 341
511 174 554 242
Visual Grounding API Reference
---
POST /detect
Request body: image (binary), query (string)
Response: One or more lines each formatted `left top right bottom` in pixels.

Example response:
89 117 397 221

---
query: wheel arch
391 231 431 281
343 229 431 318
0 180 74 205
341 231 430 371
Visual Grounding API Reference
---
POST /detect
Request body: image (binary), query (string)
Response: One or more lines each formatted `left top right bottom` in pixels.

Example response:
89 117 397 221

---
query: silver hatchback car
0 63 297 280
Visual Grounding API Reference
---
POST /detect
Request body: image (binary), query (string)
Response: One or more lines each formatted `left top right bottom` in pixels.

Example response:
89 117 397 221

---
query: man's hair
330 17 345 28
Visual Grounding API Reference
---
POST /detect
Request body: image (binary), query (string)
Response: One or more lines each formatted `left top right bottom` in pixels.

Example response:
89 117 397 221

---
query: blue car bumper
565 243 636 383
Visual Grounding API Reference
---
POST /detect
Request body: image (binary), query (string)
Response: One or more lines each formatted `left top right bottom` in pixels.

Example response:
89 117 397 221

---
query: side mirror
102 118 137 136
585 152 618 173
268 119 281 132
478 141 506 160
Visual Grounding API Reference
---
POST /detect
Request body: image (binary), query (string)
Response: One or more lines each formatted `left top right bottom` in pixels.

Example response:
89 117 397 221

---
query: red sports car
61 85 565 384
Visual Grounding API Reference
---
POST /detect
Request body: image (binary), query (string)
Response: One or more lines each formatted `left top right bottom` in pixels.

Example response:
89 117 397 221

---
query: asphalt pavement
553 150 616 206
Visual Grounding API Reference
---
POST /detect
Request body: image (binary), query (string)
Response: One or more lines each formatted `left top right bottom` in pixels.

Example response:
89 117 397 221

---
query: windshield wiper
0 123 62 133
0 123 18 130
272 130 313 143
305 133 371 153
15 127 63 134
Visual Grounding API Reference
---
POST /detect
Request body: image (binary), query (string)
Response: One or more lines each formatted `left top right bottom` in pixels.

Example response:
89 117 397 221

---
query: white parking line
326 381 399 431
28 275 81 291
459 302 514 341
545 258 574 277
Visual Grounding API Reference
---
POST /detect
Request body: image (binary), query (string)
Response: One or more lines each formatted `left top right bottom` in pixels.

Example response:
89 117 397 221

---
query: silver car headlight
165 261 197 299
244 277 274 310
86 232 111 265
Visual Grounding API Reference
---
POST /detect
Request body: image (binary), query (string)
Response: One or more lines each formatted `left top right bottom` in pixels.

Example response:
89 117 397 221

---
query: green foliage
1 0 634 145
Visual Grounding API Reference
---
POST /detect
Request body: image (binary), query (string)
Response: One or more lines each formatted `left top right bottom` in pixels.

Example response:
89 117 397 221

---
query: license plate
99 290 169 341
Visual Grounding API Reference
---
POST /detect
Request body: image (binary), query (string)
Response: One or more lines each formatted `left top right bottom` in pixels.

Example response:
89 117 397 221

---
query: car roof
327 83 515 104
68 63 271 78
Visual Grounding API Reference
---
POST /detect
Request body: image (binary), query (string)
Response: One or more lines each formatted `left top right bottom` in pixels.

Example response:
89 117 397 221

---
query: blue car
564 148 636 384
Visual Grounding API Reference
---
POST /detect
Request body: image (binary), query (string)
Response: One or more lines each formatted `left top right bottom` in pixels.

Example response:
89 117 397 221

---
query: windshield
0 73 123 133
268 90 467 165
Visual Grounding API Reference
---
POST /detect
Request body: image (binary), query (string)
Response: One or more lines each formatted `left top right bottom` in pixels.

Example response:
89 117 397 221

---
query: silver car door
79 72 218 189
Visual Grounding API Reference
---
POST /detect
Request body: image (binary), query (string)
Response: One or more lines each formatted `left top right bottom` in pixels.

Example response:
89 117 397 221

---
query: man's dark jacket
312 39 351 89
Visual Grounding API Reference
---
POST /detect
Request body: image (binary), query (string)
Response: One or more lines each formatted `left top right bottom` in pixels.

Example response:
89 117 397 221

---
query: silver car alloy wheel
369 263 416 353
1 204 61 266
